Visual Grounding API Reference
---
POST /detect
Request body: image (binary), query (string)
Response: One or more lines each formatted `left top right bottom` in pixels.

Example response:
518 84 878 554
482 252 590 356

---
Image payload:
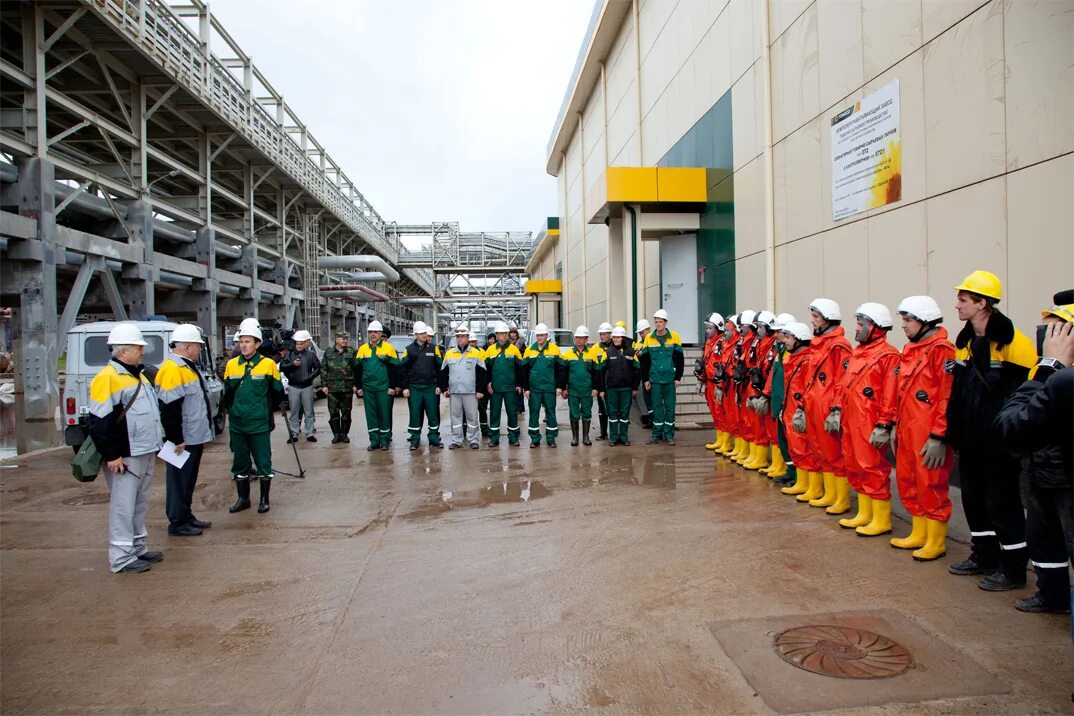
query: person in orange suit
831 303 900 534
731 310 758 464
744 311 779 471
714 315 742 457
800 298 853 510
702 313 726 452
779 321 823 496
889 295 956 561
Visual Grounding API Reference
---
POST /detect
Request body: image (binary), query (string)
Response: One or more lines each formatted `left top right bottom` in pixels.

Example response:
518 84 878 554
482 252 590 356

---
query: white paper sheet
157 441 190 468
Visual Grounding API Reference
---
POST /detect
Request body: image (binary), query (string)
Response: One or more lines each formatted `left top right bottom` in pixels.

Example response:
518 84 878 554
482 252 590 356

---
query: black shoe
138 551 164 563
367 445 379 452
381 445 390 451
430 442 444 449
488 441 499 447
331 434 342 444
582 421 592 446
168 524 203 537
949 555 995 576
646 437 662 444
341 434 350 443
286 435 298 444
118 559 151 573
257 478 271 514
449 444 460 450
409 443 419 451
307 435 317 443
978 570 1027 592
666 439 676 446
190 517 212 529
229 498 251 513
470 442 479 449
229 481 251 513
548 441 557 448
623 440 631 446
530 442 540 449
509 440 519 447
1015 593 1070 614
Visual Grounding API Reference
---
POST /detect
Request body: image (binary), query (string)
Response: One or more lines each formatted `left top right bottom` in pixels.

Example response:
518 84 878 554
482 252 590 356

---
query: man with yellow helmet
947 270 1037 591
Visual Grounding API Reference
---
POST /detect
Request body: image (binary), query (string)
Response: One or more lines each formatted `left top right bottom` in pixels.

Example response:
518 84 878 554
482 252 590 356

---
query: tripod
275 401 306 479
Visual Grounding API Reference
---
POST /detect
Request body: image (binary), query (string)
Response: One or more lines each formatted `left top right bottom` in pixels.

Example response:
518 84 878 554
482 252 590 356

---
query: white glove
715 387 724 404
920 438 947 470
869 426 891 449
755 396 770 417
824 408 842 434
792 407 807 433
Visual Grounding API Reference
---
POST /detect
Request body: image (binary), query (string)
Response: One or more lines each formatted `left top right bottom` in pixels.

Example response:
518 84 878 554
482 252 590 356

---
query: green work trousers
567 391 594 422
478 394 490 436
407 385 440 446
527 391 559 445
776 420 798 480
363 391 393 447
488 390 520 444
230 430 272 479
650 382 677 440
606 388 633 444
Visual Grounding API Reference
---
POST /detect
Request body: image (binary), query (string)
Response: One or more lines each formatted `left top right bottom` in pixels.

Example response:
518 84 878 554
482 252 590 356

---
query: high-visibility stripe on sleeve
1031 561 1069 569
970 530 997 537
1000 542 1027 551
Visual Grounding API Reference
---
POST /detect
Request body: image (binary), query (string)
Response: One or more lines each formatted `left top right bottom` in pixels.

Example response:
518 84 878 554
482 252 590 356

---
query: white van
62 321 225 447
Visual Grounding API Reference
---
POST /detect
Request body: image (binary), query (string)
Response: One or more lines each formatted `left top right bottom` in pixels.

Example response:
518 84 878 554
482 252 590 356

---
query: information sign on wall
830 80 901 221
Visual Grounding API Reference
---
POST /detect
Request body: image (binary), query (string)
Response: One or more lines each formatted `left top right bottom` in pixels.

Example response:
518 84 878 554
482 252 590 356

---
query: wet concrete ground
1 400 1070 714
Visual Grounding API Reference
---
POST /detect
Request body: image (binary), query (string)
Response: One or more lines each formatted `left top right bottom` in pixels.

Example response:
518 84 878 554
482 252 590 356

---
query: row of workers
697 270 1072 615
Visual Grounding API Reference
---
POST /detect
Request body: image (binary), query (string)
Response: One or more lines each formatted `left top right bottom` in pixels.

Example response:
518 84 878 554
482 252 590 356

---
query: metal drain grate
773 625 915 679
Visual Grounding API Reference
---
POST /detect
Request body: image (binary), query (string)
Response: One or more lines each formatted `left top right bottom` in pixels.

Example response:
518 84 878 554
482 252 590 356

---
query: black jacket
604 342 640 390
280 348 321 388
994 366 1073 489
399 339 441 388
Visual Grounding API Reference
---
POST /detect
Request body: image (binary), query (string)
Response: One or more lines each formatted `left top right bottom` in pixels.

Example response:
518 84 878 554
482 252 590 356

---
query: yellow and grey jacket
155 352 214 446
88 360 163 460
438 344 488 394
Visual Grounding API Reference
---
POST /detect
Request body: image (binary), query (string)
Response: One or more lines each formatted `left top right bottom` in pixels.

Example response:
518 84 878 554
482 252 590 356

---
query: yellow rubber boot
731 438 749 462
764 446 788 478
797 471 824 502
734 441 753 465
824 477 852 515
912 520 948 561
838 493 872 529
889 515 927 549
724 436 741 459
808 471 838 508
781 467 808 495
706 430 721 450
718 432 734 454
744 443 768 470
855 498 893 536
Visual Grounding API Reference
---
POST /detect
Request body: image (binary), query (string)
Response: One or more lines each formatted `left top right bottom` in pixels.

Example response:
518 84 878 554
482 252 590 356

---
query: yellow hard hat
614 320 626 328
1042 304 1074 325
954 270 1002 301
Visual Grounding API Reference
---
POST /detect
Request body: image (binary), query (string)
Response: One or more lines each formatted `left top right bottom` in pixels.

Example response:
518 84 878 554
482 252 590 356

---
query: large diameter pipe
318 284 390 302
318 255 400 282
399 297 433 306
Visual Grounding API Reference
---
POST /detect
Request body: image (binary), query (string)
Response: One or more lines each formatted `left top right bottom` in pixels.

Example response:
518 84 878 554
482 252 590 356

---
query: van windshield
84 335 167 367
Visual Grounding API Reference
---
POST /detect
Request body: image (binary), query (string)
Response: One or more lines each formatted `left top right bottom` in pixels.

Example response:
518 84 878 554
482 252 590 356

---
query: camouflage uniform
322 331 357 442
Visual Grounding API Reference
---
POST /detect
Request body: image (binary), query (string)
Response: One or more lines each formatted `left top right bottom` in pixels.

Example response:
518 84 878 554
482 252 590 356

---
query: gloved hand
824 408 842 434
869 425 891 449
920 438 947 470
755 396 770 416
745 397 757 411
792 407 807 433
715 387 724 404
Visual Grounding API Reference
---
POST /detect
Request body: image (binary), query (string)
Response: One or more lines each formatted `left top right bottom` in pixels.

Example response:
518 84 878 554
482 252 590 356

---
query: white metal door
659 234 699 344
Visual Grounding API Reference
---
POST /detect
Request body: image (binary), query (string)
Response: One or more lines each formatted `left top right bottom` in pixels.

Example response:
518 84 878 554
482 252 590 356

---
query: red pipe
318 284 389 302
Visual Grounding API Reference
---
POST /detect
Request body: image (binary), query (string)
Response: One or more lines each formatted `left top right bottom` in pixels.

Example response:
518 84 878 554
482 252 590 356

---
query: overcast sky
208 1 595 235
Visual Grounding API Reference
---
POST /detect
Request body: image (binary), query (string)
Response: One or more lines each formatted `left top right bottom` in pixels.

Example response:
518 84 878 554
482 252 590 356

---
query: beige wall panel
925 175 1007 305
607 97 637 166
922 0 1005 196
735 252 768 311
581 89 605 163
771 0 814 40
641 96 666 164
1004 0 1074 171
583 143 605 196
820 219 870 319
773 137 789 244
565 134 582 191
867 202 929 343
638 0 673 61
922 0 990 42
606 21 636 115
612 133 640 167
729 0 762 82
586 300 609 330
782 116 825 241
645 285 662 317
734 156 766 259
1007 154 1074 337
862 0 923 80
775 234 825 315
586 225 609 269
640 28 671 116
817 0 865 112
772 3 820 141
732 62 762 171
700 6 734 107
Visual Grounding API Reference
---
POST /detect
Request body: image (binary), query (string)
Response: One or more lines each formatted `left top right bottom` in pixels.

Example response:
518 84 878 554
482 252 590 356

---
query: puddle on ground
401 479 553 519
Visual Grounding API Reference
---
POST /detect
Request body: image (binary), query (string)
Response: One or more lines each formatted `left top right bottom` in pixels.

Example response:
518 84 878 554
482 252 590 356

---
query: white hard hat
755 310 776 327
727 314 739 325
368 320 384 332
574 325 590 338
855 302 893 329
897 295 943 323
233 331 241 342
455 324 470 335
534 323 549 335
636 319 651 333
809 298 842 321
653 308 669 321
237 324 262 341
107 322 148 346
171 324 204 344
739 309 757 325
781 321 813 342
597 322 613 334
468 329 477 339
413 321 429 335
773 313 796 330
612 325 628 338
706 312 725 329
292 330 312 342
493 321 510 333
238 317 261 331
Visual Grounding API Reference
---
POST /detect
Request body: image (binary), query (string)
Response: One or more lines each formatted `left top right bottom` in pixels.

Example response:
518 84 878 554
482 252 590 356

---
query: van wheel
214 413 226 435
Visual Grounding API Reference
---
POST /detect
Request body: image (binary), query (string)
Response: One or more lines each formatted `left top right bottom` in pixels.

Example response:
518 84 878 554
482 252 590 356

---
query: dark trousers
165 443 204 530
478 393 490 436
776 419 798 480
1025 483 1073 608
959 449 1027 578
596 394 608 436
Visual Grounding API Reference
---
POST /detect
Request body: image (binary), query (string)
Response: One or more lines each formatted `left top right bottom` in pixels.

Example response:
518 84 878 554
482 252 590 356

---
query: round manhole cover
62 493 111 506
773 625 914 679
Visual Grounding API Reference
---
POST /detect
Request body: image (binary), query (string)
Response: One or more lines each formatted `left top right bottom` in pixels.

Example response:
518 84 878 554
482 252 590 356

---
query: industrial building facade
533 0 1073 344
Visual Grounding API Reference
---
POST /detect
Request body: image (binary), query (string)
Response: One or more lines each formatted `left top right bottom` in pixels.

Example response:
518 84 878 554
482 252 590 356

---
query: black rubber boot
340 418 351 443
257 478 271 514
229 479 251 513
329 418 341 444
582 421 592 446
598 414 608 441
570 421 579 446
